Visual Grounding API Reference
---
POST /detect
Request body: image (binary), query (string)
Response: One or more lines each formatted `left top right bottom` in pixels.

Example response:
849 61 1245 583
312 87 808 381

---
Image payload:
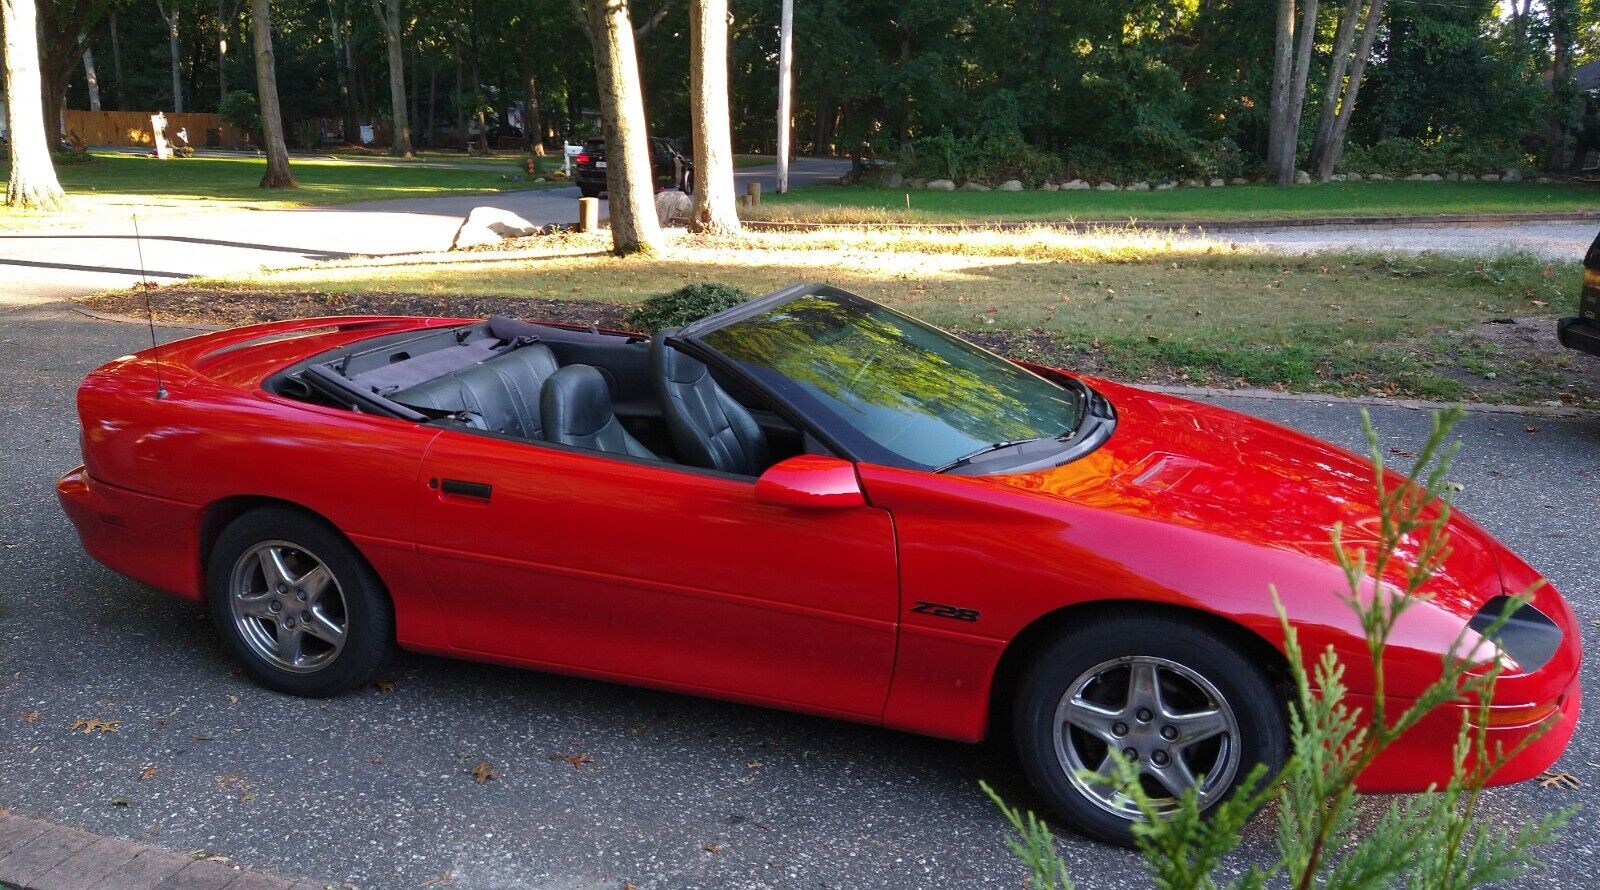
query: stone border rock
861 167 1560 191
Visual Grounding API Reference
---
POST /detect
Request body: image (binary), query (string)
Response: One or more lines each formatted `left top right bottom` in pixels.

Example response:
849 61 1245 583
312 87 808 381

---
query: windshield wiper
934 438 1052 473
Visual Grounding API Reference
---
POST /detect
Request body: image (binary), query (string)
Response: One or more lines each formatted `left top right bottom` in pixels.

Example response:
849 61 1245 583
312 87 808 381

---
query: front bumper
1353 670 1582 792
57 466 204 600
1557 316 1600 357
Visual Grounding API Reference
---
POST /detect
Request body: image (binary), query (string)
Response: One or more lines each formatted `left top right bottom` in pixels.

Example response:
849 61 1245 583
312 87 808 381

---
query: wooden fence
62 110 249 149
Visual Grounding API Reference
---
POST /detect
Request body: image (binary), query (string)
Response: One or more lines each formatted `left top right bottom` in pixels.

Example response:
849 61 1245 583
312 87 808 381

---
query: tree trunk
583 0 661 255
1277 0 1318 181
425 60 436 144
250 0 298 188
1309 0 1363 179
109 11 125 109
4 0 67 209
1319 0 1385 181
525 72 543 155
157 0 183 112
340 1 361 143
371 0 414 156
220 0 241 106
1266 0 1295 184
1548 0 1575 173
82 42 101 112
688 0 738 234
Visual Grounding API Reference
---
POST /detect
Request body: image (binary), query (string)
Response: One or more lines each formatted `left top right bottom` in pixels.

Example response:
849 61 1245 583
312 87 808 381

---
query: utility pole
775 0 793 193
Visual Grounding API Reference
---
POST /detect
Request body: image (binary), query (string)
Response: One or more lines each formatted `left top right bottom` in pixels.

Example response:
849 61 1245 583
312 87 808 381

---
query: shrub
1339 137 1529 175
900 129 1064 186
986 408 1574 889
219 90 262 133
624 282 751 332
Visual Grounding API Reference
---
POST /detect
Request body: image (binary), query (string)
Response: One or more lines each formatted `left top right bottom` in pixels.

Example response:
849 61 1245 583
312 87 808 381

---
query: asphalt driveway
0 158 853 304
0 303 1594 889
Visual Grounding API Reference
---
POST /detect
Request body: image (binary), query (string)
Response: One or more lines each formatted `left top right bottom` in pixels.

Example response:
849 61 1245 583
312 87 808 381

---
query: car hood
984 377 1505 621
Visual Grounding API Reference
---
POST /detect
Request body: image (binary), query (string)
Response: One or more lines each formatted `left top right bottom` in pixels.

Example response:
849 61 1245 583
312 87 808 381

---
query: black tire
1012 612 1287 846
206 507 394 697
579 184 601 199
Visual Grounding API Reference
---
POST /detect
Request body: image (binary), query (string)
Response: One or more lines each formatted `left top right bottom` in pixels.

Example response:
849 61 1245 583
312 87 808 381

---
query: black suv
1557 229 1600 357
574 136 691 198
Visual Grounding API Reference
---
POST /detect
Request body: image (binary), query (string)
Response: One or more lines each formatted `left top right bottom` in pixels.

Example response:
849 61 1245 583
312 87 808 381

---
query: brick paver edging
0 812 333 890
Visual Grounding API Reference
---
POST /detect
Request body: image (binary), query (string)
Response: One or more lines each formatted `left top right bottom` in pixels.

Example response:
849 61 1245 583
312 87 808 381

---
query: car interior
267 317 819 478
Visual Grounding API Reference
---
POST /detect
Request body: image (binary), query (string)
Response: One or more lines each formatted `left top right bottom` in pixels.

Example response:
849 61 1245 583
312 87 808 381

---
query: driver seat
651 332 768 475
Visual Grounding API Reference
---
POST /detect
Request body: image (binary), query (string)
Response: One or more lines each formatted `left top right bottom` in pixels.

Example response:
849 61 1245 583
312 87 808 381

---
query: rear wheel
579 184 601 199
206 508 394 697
1012 614 1287 846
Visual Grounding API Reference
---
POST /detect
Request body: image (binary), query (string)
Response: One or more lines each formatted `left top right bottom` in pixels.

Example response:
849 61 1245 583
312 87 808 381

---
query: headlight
1466 595 1563 674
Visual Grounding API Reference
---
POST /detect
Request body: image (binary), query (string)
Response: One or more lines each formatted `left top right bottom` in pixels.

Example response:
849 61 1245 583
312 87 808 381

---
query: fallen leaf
1389 448 1418 458
564 753 592 769
189 734 213 741
703 842 722 854
471 761 498 784
1525 425 1540 433
110 796 130 807
419 870 453 887
373 678 398 693
227 695 238 705
1531 299 1548 307
138 766 158 781
1536 770 1580 790
746 760 762 769
20 711 37 723
70 718 121 734
366 756 383 764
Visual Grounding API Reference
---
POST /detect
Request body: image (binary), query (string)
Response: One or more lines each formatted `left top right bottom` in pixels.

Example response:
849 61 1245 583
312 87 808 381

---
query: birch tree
3 0 67 209
688 0 738 234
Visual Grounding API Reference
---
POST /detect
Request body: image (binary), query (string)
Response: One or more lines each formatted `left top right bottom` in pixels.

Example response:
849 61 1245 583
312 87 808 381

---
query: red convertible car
59 284 1579 844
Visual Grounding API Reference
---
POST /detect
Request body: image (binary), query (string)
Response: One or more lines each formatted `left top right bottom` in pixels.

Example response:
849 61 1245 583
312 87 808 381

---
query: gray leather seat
392 344 559 439
541 364 657 459
651 332 767 475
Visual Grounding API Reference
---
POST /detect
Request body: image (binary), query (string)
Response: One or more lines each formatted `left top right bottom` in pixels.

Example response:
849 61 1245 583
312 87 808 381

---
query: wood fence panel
63 110 249 148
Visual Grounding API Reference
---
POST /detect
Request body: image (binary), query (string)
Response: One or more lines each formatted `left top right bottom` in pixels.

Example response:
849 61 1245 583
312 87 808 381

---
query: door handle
436 478 493 501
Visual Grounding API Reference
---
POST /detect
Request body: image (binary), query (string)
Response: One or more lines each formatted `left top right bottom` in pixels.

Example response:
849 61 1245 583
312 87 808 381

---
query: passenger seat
391 344 559 439
541 365 657 459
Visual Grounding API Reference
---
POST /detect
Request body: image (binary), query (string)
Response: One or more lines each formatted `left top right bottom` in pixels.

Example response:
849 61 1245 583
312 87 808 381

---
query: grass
734 154 776 168
95 226 1594 407
0 151 553 226
749 180 1600 224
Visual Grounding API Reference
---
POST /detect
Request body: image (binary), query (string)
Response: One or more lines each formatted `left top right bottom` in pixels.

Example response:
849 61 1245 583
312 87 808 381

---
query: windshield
697 290 1084 470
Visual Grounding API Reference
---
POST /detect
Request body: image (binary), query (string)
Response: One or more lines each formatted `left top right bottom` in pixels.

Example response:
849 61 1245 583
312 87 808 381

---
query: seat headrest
542 365 616 438
651 330 710 386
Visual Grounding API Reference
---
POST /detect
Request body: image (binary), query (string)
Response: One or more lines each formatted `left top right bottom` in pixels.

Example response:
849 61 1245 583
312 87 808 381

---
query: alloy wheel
227 540 348 673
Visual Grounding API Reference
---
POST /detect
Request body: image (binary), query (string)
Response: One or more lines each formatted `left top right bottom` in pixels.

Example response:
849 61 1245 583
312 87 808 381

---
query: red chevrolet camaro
59 284 1580 844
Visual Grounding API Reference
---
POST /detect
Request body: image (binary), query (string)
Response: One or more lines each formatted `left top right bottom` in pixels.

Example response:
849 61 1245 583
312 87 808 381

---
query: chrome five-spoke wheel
1013 614 1288 846
208 508 393 697
228 541 348 673
1055 655 1240 818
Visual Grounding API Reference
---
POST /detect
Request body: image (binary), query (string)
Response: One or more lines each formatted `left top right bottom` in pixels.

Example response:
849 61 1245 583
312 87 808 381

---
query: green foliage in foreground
987 408 1577 889
624 282 752 332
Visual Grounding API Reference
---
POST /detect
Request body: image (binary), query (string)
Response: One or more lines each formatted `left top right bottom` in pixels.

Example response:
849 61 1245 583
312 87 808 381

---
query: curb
736 210 1600 233
60 303 1597 419
0 811 334 890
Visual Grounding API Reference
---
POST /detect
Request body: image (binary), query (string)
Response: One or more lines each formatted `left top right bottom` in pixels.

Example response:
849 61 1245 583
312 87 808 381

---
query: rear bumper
1354 671 1582 791
56 467 204 600
1557 316 1600 356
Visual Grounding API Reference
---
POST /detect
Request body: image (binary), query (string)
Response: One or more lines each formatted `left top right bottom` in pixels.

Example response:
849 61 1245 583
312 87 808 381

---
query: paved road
0 158 852 305
1 303 1593 889
1213 219 1597 259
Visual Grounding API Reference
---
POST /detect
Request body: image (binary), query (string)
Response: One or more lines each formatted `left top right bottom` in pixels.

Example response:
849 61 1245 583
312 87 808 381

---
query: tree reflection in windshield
700 292 1083 468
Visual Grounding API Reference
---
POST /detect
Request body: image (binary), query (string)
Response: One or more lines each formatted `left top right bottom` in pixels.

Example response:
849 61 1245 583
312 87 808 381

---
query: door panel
413 430 900 717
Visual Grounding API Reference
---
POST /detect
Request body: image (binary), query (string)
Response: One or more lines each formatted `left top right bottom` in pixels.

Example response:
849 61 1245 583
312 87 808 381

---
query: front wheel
1012 614 1288 846
206 508 394 697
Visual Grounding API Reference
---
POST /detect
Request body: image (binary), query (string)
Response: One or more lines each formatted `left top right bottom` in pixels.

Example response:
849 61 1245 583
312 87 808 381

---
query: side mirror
754 455 865 510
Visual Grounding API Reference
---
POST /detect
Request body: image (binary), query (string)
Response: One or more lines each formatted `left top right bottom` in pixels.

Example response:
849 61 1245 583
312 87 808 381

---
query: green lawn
84 230 1596 408
0 151 550 224
752 181 1600 224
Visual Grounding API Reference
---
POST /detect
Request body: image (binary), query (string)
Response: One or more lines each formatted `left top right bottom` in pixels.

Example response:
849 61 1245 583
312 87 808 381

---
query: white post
775 0 793 194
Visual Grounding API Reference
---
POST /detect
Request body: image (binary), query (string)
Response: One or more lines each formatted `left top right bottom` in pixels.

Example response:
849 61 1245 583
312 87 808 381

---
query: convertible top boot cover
541 365 658 459
392 344 560 438
651 332 768 475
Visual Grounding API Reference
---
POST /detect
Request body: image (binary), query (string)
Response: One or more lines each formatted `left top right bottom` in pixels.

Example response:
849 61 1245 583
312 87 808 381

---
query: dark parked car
1558 229 1600 357
575 136 691 199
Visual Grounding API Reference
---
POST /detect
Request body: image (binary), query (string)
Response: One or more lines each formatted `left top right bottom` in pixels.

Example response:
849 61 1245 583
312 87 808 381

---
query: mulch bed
83 288 631 330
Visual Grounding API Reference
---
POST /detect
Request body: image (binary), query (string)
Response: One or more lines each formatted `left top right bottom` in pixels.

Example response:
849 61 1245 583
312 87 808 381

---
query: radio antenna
133 214 167 399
